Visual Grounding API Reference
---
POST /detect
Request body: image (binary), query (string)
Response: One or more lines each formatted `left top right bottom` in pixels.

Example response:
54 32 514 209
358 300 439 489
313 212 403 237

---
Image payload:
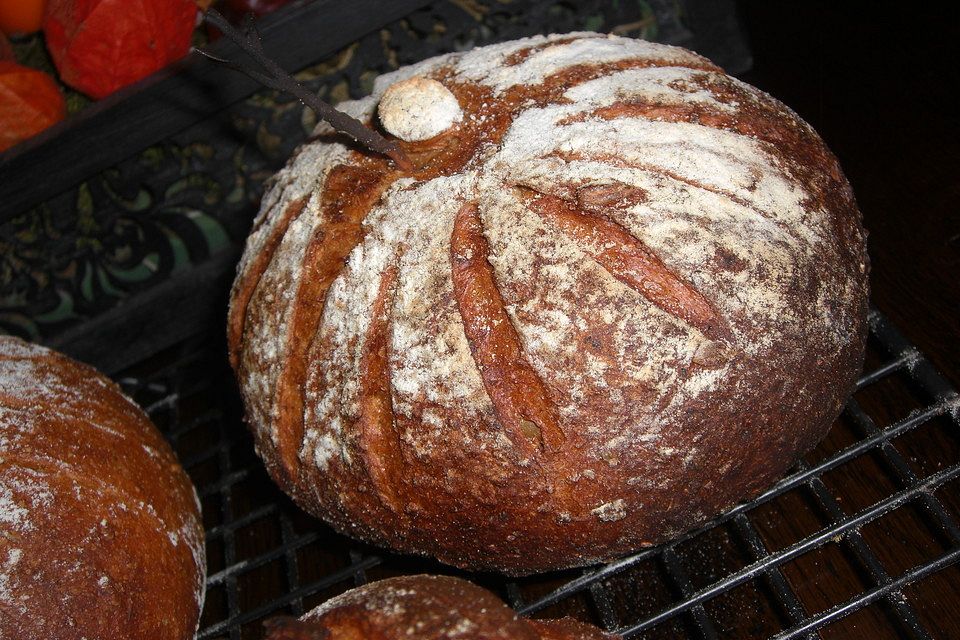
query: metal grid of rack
115 308 959 639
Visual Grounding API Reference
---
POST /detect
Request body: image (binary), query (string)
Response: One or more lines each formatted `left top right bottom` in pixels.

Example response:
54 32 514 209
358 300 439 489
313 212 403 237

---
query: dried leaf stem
198 10 411 170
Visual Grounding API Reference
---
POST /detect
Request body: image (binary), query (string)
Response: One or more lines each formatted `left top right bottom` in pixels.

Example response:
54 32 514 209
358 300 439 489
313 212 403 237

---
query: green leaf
140 147 166 171
158 224 191 271
33 290 77 324
76 183 94 216
105 253 160 283
584 15 605 32
80 261 95 302
163 207 231 255
164 175 222 204
96 265 124 298
188 210 230 253
101 179 153 212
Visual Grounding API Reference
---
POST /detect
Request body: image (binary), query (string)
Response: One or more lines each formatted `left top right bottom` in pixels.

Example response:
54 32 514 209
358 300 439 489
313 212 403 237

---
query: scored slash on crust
521 188 732 343
228 195 309 372
356 263 407 514
229 46 748 476
446 186 731 459
272 164 399 487
450 202 567 456
229 48 756 482
226 32 869 573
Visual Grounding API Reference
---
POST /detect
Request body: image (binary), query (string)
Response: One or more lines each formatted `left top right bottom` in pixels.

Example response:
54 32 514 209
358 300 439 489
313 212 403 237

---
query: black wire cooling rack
115 307 959 639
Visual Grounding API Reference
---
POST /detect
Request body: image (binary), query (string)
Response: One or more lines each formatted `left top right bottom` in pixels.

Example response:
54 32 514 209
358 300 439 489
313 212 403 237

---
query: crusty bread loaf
228 33 868 574
0 337 205 638
264 574 617 639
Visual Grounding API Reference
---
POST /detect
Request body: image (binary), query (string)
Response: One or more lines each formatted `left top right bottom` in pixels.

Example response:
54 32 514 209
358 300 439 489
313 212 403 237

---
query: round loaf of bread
265 574 617 639
0 337 205 638
228 33 869 574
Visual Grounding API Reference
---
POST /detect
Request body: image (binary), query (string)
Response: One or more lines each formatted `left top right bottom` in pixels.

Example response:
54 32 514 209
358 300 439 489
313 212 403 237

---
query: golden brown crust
356 263 406 513
524 190 731 342
264 575 619 640
230 33 869 574
228 194 309 370
451 201 566 455
271 164 399 488
0 337 205 639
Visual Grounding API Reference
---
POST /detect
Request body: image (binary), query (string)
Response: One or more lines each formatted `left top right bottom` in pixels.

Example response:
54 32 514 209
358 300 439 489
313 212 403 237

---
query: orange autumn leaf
0 0 46 35
0 61 65 152
43 0 197 99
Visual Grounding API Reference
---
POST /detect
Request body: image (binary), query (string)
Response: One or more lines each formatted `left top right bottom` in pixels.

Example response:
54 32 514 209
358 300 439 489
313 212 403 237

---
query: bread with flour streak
264 574 617 639
0 336 205 638
228 33 869 574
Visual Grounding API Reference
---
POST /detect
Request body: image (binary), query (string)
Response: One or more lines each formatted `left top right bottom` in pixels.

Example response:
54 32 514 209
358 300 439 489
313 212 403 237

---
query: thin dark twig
199 9 411 170
194 50 289 95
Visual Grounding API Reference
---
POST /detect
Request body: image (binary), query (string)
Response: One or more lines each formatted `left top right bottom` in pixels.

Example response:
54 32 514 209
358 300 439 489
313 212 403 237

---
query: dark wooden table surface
737 2 959 389
727 3 960 637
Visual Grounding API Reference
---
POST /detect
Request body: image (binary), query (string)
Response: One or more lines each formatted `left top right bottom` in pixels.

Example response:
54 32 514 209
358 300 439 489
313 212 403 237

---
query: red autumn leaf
0 0 46 36
43 0 197 99
0 60 65 152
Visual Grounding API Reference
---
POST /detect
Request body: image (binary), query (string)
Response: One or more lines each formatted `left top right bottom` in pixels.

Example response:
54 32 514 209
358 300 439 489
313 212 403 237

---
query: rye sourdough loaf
228 33 869 574
0 337 205 638
264 574 618 640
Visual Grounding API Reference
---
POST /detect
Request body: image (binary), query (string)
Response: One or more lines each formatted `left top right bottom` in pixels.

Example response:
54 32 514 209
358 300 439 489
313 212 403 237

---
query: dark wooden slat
0 0 433 219
44 249 240 375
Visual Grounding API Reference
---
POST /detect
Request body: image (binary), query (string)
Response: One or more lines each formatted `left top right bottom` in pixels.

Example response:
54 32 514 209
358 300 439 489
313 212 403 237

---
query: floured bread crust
268 574 617 639
0 337 205 638
228 33 869 574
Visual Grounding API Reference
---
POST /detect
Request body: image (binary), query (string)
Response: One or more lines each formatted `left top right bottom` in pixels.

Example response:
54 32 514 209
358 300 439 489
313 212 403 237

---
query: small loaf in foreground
0 337 206 638
264 574 617 639
229 33 869 574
